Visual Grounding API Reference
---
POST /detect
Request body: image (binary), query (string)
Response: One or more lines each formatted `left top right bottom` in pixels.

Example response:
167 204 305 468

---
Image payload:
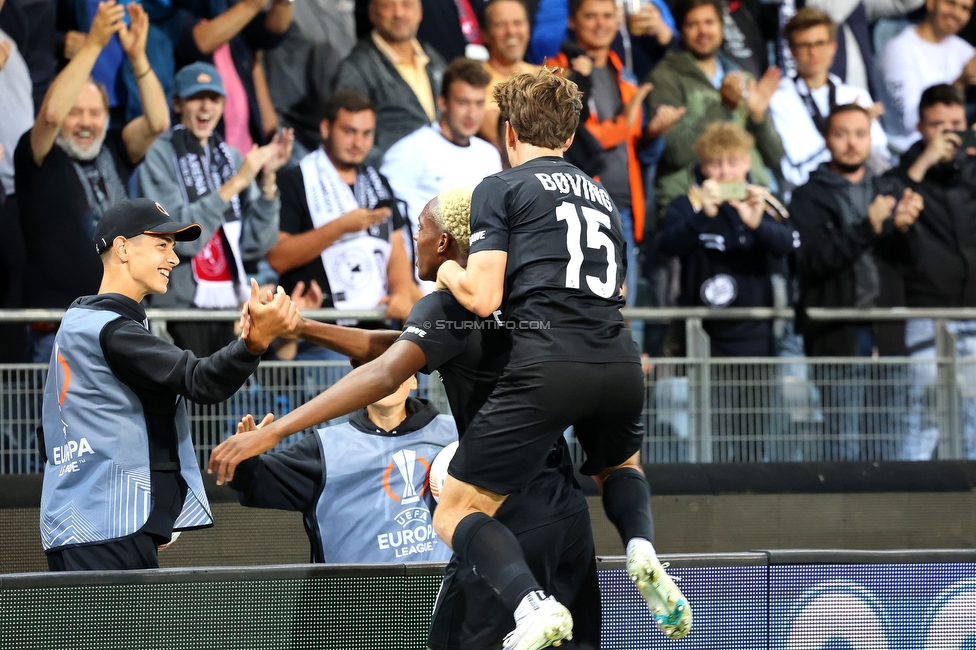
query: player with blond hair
211 188 602 649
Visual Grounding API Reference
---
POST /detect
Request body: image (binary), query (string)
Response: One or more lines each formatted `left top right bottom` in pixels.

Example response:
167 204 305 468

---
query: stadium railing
2 307 976 473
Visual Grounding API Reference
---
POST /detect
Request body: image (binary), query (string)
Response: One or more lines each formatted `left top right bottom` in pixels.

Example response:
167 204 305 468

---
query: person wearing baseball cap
92 197 203 256
39 197 303 571
139 61 295 357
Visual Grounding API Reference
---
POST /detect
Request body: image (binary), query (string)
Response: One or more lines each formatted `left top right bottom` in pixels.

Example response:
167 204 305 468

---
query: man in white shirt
381 57 502 293
769 7 892 194
879 0 976 153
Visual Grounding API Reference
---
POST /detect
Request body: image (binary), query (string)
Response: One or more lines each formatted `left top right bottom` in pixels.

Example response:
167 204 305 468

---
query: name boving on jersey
536 171 621 299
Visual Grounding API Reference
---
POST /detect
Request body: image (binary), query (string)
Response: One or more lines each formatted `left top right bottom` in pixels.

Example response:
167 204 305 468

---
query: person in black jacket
659 121 796 462
875 84 976 460
791 104 923 460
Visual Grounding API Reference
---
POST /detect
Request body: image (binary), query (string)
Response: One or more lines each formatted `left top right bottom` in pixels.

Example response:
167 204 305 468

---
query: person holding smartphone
265 89 417 363
659 121 797 460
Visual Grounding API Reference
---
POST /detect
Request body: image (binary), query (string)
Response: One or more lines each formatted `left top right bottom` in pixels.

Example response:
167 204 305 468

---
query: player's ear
561 132 576 151
438 232 451 253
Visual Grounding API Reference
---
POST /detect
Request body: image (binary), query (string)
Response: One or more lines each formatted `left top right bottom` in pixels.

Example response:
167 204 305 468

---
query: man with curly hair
214 187 602 649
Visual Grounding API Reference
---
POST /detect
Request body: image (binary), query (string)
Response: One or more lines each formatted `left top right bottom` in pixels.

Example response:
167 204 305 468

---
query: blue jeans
28 330 56 365
620 208 642 351
902 319 976 460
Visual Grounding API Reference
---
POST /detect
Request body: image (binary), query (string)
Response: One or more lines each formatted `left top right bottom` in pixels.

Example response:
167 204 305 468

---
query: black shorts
46 533 160 571
450 361 644 494
427 508 600 650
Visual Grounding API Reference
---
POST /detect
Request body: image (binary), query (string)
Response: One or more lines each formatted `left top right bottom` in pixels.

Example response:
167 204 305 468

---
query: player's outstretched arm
435 251 507 318
299 321 401 362
208 339 428 484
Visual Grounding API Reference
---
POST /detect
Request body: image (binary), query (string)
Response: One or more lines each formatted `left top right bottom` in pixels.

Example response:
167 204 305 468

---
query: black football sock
452 512 544 613
602 467 655 545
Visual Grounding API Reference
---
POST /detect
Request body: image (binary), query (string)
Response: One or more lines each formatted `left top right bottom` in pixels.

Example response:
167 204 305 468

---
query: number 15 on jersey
555 202 619 299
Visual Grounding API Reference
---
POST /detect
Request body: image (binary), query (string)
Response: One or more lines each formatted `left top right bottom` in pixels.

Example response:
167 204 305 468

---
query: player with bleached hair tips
212 187 603 650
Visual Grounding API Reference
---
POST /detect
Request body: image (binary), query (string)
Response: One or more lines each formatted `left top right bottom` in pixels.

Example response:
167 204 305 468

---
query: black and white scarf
300 147 393 311
171 125 247 308
69 145 128 234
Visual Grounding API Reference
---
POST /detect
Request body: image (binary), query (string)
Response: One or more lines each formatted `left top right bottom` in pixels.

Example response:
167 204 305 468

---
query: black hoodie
229 397 443 563
790 164 907 357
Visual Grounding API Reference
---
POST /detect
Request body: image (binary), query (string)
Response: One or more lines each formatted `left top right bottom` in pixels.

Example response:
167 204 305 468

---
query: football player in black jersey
210 189 602 650
432 69 691 647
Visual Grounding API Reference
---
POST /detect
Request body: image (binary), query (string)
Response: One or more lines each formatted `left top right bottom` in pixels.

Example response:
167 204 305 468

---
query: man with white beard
14 0 168 362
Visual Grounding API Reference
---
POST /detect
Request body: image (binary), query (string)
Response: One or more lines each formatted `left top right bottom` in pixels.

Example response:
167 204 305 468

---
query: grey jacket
333 37 445 166
138 128 280 308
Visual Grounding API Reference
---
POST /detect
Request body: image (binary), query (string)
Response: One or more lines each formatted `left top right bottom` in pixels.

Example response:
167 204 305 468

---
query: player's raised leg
434 476 574 650
597 455 692 639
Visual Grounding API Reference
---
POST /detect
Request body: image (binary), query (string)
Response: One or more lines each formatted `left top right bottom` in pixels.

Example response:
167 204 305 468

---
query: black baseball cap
93 198 202 255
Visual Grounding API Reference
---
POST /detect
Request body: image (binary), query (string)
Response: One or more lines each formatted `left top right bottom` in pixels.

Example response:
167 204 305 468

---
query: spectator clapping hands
867 194 897 234
117 3 150 62
893 188 924 233
646 105 686 138
87 1 128 51
745 67 781 124
262 128 295 175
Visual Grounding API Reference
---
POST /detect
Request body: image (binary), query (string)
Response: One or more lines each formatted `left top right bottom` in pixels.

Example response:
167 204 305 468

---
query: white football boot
627 542 692 639
502 597 574 650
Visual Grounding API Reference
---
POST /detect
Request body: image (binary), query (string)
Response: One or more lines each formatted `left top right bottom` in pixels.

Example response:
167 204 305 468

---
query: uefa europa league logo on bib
392 449 421 505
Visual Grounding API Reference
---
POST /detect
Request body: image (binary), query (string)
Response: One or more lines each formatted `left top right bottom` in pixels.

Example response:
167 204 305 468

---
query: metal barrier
3 308 976 472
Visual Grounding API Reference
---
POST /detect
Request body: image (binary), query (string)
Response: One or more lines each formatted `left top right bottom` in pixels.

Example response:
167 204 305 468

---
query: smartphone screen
952 130 976 148
717 181 748 201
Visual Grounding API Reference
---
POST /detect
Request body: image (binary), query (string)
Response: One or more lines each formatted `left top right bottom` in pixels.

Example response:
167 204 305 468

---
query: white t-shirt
380 122 502 293
0 28 34 196
770 74 892 191
880 25 974 153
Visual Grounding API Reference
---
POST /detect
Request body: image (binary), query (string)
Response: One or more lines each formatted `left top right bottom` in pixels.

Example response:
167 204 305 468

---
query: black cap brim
143 222 202 242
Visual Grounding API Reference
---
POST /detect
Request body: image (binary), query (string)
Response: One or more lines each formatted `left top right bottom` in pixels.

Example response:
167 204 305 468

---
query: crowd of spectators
2 0 976 461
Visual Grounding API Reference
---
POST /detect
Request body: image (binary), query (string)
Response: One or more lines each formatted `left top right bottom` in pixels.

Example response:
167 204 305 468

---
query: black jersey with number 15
469 156 640 367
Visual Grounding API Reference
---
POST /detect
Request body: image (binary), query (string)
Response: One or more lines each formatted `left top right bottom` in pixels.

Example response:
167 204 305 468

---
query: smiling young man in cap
39 197 301 571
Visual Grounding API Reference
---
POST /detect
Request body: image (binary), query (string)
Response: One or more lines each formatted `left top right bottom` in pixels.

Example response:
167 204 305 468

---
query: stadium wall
2 462 974 573
2 551 975 649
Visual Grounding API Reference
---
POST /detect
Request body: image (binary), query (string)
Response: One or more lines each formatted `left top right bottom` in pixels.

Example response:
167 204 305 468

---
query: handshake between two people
239 278 323 354
211 279 324 482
